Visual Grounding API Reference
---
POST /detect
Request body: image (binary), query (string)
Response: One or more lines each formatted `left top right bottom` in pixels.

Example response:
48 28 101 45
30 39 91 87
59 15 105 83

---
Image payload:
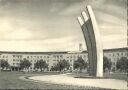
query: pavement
29 74 128 90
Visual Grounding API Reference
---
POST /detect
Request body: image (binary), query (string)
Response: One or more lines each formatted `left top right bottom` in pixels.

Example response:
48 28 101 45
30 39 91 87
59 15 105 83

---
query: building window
117 53 119 56
18 56 22 58
125 53 126 56
60 55 63 58
13 59 15 61
57 56 59 58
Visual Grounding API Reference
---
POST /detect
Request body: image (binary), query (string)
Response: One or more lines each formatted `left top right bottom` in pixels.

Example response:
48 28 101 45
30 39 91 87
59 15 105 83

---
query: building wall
0 48 127 71
103 48 128 71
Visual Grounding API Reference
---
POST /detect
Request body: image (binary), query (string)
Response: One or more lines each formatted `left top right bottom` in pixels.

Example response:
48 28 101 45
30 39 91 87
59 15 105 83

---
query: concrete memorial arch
77 5 103 77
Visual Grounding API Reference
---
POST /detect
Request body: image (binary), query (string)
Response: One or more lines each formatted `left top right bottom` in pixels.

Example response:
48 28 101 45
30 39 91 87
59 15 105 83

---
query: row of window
0 52 127 60
52 59 73 62
0 56 8 58
105 52 127 57
0 54 87 59
13 59 50 63
13 63 19 65
12 59 81 63
13 55 22 58
26 56 50 59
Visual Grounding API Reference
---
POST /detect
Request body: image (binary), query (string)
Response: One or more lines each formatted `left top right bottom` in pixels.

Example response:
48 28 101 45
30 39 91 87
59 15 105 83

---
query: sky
0 0 127 52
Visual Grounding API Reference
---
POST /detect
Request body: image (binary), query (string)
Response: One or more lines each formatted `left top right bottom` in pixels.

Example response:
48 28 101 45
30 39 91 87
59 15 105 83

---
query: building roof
0 51 68 54
103 47 128 52
0 47 127 54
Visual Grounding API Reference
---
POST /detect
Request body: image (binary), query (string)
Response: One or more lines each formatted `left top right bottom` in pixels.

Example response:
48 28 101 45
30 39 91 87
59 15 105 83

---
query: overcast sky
0 0 127 52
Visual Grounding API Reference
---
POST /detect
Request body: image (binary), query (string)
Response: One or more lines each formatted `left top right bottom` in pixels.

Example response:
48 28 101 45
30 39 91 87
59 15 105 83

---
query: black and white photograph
0 0 127 89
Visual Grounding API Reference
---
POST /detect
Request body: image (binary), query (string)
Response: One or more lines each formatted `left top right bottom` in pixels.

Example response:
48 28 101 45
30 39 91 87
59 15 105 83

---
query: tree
0 59 10 70
19 58 32 71
51 65 58 71
34 60 48 71
103 56 112 72
54 60 70 72
116 57 128 73
74 56 88 72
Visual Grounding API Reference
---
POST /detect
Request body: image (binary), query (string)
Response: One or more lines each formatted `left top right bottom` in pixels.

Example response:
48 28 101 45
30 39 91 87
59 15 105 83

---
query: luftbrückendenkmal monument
77 5 103 77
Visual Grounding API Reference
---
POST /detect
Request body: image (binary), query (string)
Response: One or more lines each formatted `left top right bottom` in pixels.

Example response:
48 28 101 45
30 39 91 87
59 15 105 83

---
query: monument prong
81 11 89 22
77 17 84 26
87 5 103 77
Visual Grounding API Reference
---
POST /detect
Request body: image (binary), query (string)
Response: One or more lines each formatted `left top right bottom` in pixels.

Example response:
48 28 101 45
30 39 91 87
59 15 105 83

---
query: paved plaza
29 74 128 90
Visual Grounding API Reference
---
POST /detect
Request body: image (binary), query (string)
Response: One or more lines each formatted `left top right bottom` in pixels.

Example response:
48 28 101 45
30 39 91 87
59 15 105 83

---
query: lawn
104 73 128 81
70 72 128 81
0 71 110 89
0 71 73 89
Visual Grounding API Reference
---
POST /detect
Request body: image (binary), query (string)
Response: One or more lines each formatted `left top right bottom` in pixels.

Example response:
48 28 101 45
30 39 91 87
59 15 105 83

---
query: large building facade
0 47 127 71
